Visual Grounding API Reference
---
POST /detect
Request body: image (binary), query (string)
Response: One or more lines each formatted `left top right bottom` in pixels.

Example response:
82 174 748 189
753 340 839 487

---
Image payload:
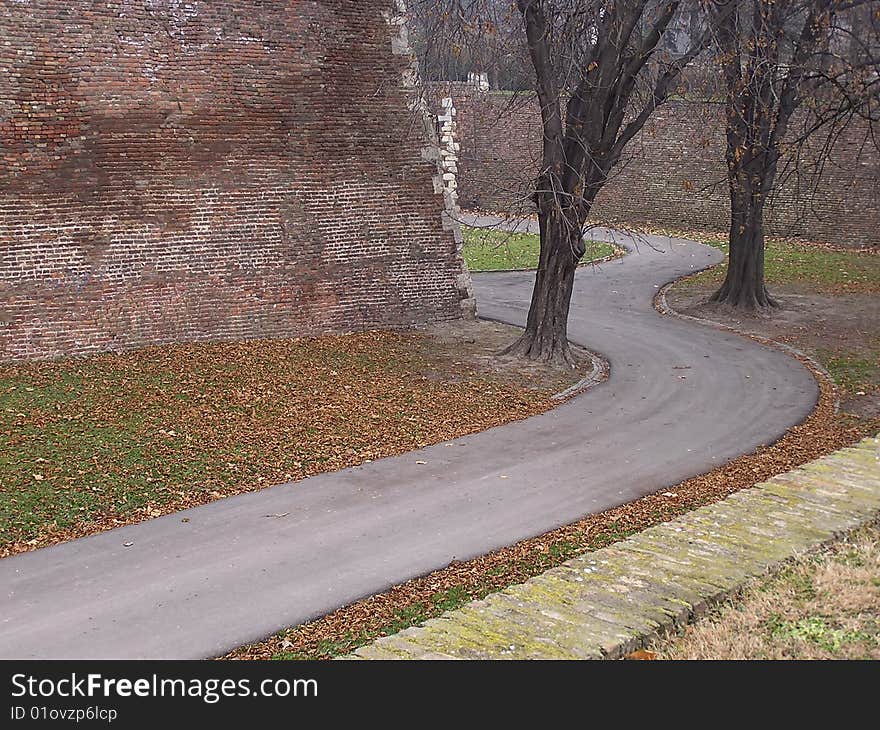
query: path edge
653 264 840 414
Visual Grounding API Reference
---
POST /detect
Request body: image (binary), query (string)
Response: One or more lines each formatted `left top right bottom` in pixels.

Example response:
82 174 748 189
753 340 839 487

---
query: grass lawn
818 350 879 398
673 233 880 294
0 330 564 556
461 225 618 271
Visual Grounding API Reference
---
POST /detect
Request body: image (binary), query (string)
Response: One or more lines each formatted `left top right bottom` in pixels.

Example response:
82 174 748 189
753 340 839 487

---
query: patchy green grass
676 234 880 294
818 351 880 396
765 615 871 654
461 225 618 271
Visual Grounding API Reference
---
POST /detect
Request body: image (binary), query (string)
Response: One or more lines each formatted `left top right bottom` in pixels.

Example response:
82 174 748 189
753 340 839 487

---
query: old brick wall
0 1 471 361
446 89 879 248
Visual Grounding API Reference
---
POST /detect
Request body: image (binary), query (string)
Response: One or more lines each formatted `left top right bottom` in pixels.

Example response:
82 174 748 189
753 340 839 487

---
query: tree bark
506 0 716 363
502 207 585 367
711 191 778 309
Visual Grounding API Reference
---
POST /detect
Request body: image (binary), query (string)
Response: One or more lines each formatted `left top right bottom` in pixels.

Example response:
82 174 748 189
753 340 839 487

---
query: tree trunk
502 208 584 367
711 191 778 310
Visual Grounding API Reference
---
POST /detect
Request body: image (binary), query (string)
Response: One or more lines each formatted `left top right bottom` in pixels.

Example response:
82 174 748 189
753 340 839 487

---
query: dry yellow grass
653 523 880 660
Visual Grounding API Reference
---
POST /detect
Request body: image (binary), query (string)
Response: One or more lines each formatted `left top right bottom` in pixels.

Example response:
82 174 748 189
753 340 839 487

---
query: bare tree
708 0 880 309
414 1 725 366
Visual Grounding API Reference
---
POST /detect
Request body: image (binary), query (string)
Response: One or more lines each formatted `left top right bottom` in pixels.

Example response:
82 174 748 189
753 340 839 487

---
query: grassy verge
0 330 566 557
461 225 618 271
652 522 880 659
819 351 879 398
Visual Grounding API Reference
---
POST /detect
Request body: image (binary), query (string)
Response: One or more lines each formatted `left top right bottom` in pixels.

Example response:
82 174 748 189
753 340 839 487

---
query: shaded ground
411 319 593 395
0 321 590 557
652 522 880 660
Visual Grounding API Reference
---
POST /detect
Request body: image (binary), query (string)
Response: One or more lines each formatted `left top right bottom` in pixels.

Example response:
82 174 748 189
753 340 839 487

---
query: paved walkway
348 435 880 659
0 222 818 658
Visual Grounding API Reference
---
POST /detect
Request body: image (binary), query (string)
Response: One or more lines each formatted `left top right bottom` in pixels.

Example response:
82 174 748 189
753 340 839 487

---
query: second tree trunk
711 193 777 309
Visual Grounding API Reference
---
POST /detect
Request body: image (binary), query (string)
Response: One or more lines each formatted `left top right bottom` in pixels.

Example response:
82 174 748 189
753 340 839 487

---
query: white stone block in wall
436 97 461 212
467 71 490 92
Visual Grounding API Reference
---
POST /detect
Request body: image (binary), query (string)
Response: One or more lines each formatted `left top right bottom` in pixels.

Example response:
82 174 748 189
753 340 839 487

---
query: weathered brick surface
442 88 879 248
346 435 880 660
0 1 469 361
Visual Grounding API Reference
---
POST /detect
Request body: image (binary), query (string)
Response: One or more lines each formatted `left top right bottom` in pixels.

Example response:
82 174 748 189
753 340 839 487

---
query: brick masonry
441 88 879 249
347 434 880 660
0 1 473 361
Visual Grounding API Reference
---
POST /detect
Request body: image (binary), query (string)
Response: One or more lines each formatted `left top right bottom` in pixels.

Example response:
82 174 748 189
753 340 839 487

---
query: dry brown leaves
1 331 563 558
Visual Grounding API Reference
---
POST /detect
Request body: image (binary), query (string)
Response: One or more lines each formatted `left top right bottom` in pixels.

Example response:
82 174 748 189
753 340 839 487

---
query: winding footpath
0 220 818 659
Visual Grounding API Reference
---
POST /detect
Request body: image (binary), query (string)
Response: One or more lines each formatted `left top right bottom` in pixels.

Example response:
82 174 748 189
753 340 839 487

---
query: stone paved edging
345 435 880 660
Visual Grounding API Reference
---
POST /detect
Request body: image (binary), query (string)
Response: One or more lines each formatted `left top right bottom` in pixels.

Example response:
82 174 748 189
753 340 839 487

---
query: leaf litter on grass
1 327 575 557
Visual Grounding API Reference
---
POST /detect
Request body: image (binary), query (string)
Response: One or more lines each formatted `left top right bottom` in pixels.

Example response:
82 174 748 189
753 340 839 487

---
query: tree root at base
500 331 578 369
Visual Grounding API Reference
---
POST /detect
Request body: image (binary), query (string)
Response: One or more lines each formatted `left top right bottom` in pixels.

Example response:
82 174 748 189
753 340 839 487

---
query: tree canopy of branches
411 0 534 89
708 0 880 309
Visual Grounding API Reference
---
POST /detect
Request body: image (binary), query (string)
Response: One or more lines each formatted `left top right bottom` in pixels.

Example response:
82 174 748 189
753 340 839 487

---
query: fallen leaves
625 649 658 660
0 327 572 558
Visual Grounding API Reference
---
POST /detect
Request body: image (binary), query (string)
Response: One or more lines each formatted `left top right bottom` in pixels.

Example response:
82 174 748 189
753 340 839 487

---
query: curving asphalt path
0 219 818 658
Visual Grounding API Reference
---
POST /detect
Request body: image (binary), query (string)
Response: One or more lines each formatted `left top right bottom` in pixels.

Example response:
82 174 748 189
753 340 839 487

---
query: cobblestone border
549 348 609 402
344 435 880 659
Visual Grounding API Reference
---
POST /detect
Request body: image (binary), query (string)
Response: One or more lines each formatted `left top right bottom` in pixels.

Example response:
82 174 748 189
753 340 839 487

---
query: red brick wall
0 1 469 361
447 89 879 248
